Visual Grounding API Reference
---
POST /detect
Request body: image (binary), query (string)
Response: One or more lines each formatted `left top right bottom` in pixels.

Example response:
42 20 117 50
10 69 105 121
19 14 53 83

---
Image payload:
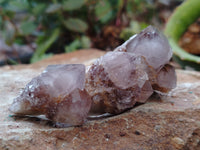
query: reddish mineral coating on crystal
115 26 177 93
86 26 177 114
86 51 154 114
153 64 177 93
9 64 91 126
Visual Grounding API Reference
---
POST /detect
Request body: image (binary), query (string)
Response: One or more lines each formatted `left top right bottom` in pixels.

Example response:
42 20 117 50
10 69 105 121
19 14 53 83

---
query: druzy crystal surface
9 64 91 126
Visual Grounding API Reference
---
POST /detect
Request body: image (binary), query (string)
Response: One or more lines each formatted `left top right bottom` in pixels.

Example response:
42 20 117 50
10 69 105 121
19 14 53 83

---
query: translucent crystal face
100 52 148 89
153 64 177 93
86 51 154 114
9 64 91 125
115 26 173 70
41 64 86 97
136 81 153 103
86 26 176 115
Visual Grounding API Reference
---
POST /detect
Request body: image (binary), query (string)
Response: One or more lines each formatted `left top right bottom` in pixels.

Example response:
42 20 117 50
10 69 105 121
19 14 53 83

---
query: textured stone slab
0 49 200 150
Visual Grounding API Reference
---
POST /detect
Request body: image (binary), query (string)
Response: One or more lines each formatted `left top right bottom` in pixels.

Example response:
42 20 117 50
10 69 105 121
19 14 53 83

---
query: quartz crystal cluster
9 26 177 126
86 52 154 114
86 26 176 114
9 64 91 126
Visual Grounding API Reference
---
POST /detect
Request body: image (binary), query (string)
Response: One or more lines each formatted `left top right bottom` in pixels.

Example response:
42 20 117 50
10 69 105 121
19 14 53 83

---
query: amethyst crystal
86 26 176 114
115 26 173 70
9 64 91 126
9 26 177 125
115 26 176 92
135 81 153 103
152 64 177 93
86 51 154 114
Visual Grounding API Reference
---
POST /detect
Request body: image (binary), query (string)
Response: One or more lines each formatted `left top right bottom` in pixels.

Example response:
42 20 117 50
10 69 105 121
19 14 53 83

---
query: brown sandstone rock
0 49 200 150
182 128 200 150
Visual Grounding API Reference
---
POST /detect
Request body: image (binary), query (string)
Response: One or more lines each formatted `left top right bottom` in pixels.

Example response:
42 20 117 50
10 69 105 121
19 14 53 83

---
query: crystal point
86 52 151 114
87 26 177 114
115 26 173 70
153 64 177 93
9 64 91 126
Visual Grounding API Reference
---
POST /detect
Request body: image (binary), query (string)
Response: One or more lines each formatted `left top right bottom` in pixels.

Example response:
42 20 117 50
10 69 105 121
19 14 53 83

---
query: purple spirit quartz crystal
86 26 176 114
9 26 177 125
86 51 154 114
115 26 177 92
115 26 173 70
9 64 91 126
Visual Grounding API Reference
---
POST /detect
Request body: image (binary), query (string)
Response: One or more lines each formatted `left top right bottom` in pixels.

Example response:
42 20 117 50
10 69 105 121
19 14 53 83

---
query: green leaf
80 36 91 48
5 1 29 12
31 53 53 63
65 36 91 53
20 21 37 35
65 39 81 53
7 58 18 65
63 0 86 11
95 1 113 23
3 21 15 45
116 0 124 10
0 16 2 26
63 18 88 32
164 0 200 70
120 21 148 40
165 0 200 42
32 3 46 15
31 28 60 63
46 4 62 13
0 0 6 3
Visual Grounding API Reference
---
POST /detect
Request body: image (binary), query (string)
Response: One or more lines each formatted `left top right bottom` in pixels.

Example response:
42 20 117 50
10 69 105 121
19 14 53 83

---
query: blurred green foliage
0 0 157 63
120 21 148 40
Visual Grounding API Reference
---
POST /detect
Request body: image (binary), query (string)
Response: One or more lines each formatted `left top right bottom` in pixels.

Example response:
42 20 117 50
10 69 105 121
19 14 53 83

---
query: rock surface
0 49 200 150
